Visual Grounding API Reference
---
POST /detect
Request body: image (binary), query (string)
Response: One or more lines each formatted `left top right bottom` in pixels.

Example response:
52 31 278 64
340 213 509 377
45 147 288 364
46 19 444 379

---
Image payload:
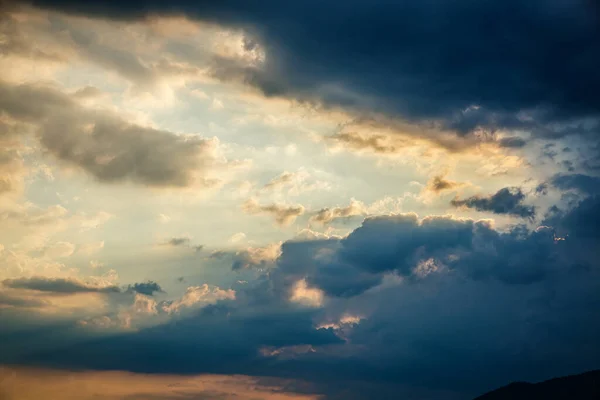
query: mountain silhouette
474 370 600 399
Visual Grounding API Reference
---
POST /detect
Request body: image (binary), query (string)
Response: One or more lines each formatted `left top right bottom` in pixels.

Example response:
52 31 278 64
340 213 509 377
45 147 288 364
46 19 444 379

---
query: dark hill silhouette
473 370 600 400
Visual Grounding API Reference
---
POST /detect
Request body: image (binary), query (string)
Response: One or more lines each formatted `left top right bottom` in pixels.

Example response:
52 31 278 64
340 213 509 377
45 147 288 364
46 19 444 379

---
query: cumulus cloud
242 198 305 226
231 243 281 271
273 212 569 299
289 279 324 308
326 132 401 154
451 187 536 218
160 284 235 314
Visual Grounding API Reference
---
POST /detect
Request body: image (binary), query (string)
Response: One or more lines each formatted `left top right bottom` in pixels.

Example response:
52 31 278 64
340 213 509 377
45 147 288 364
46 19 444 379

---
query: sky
0 0 599 399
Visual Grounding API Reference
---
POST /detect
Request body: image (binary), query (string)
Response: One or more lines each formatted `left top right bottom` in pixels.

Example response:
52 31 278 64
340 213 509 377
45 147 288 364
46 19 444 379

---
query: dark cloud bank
15 0 600 144
1 277 163 296
2 193 600 399
451 187 536 219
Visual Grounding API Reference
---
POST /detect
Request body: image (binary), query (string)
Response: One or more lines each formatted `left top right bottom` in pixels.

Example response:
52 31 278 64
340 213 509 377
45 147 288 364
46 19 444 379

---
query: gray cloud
451 187 536 218
2 277 120 294
20 0 600 143
0 80 223 188
242 199 305 226
548 173 600 195
426 175 463 193
498 136 528 149
126 281 164 296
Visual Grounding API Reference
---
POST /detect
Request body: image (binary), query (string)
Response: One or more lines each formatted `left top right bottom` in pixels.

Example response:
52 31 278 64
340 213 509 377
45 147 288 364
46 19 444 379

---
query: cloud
2 199 600 398
0 367 321 400
22 0 600 143
262 171 297 191
310 199 367 225
0 291 50 309
163 237 191 247
229 232 247 244
546 195 600 239
77 241 105 256
289 279 324 308
425 175 464 193
2 276 120 294
0 122 28 197
326 132 400 154
0 80 226 189
451 187 536 218
42 241 76 258
242 198 305 226
207 243 282 270
498 136 527 149
1 277 165 299
274 212 568 299
548 173 600 195
127 281 164 296
231 243 281 270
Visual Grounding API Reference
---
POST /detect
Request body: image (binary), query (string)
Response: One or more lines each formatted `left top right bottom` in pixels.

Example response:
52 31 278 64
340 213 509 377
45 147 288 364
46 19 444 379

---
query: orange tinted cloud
0 366 321 400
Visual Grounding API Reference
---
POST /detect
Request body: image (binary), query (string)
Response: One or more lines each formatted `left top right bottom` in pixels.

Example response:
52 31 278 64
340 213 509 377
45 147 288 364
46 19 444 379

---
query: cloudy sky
1 0 599 399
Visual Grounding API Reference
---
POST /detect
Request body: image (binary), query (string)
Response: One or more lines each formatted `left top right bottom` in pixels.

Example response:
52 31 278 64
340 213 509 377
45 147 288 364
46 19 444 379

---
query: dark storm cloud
275 214 562 295
15 0 600 141
10 304 342 375
2 199 600 398
549 173 600 195
451 187 536 218
2 277 121 294
548 195 600 239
